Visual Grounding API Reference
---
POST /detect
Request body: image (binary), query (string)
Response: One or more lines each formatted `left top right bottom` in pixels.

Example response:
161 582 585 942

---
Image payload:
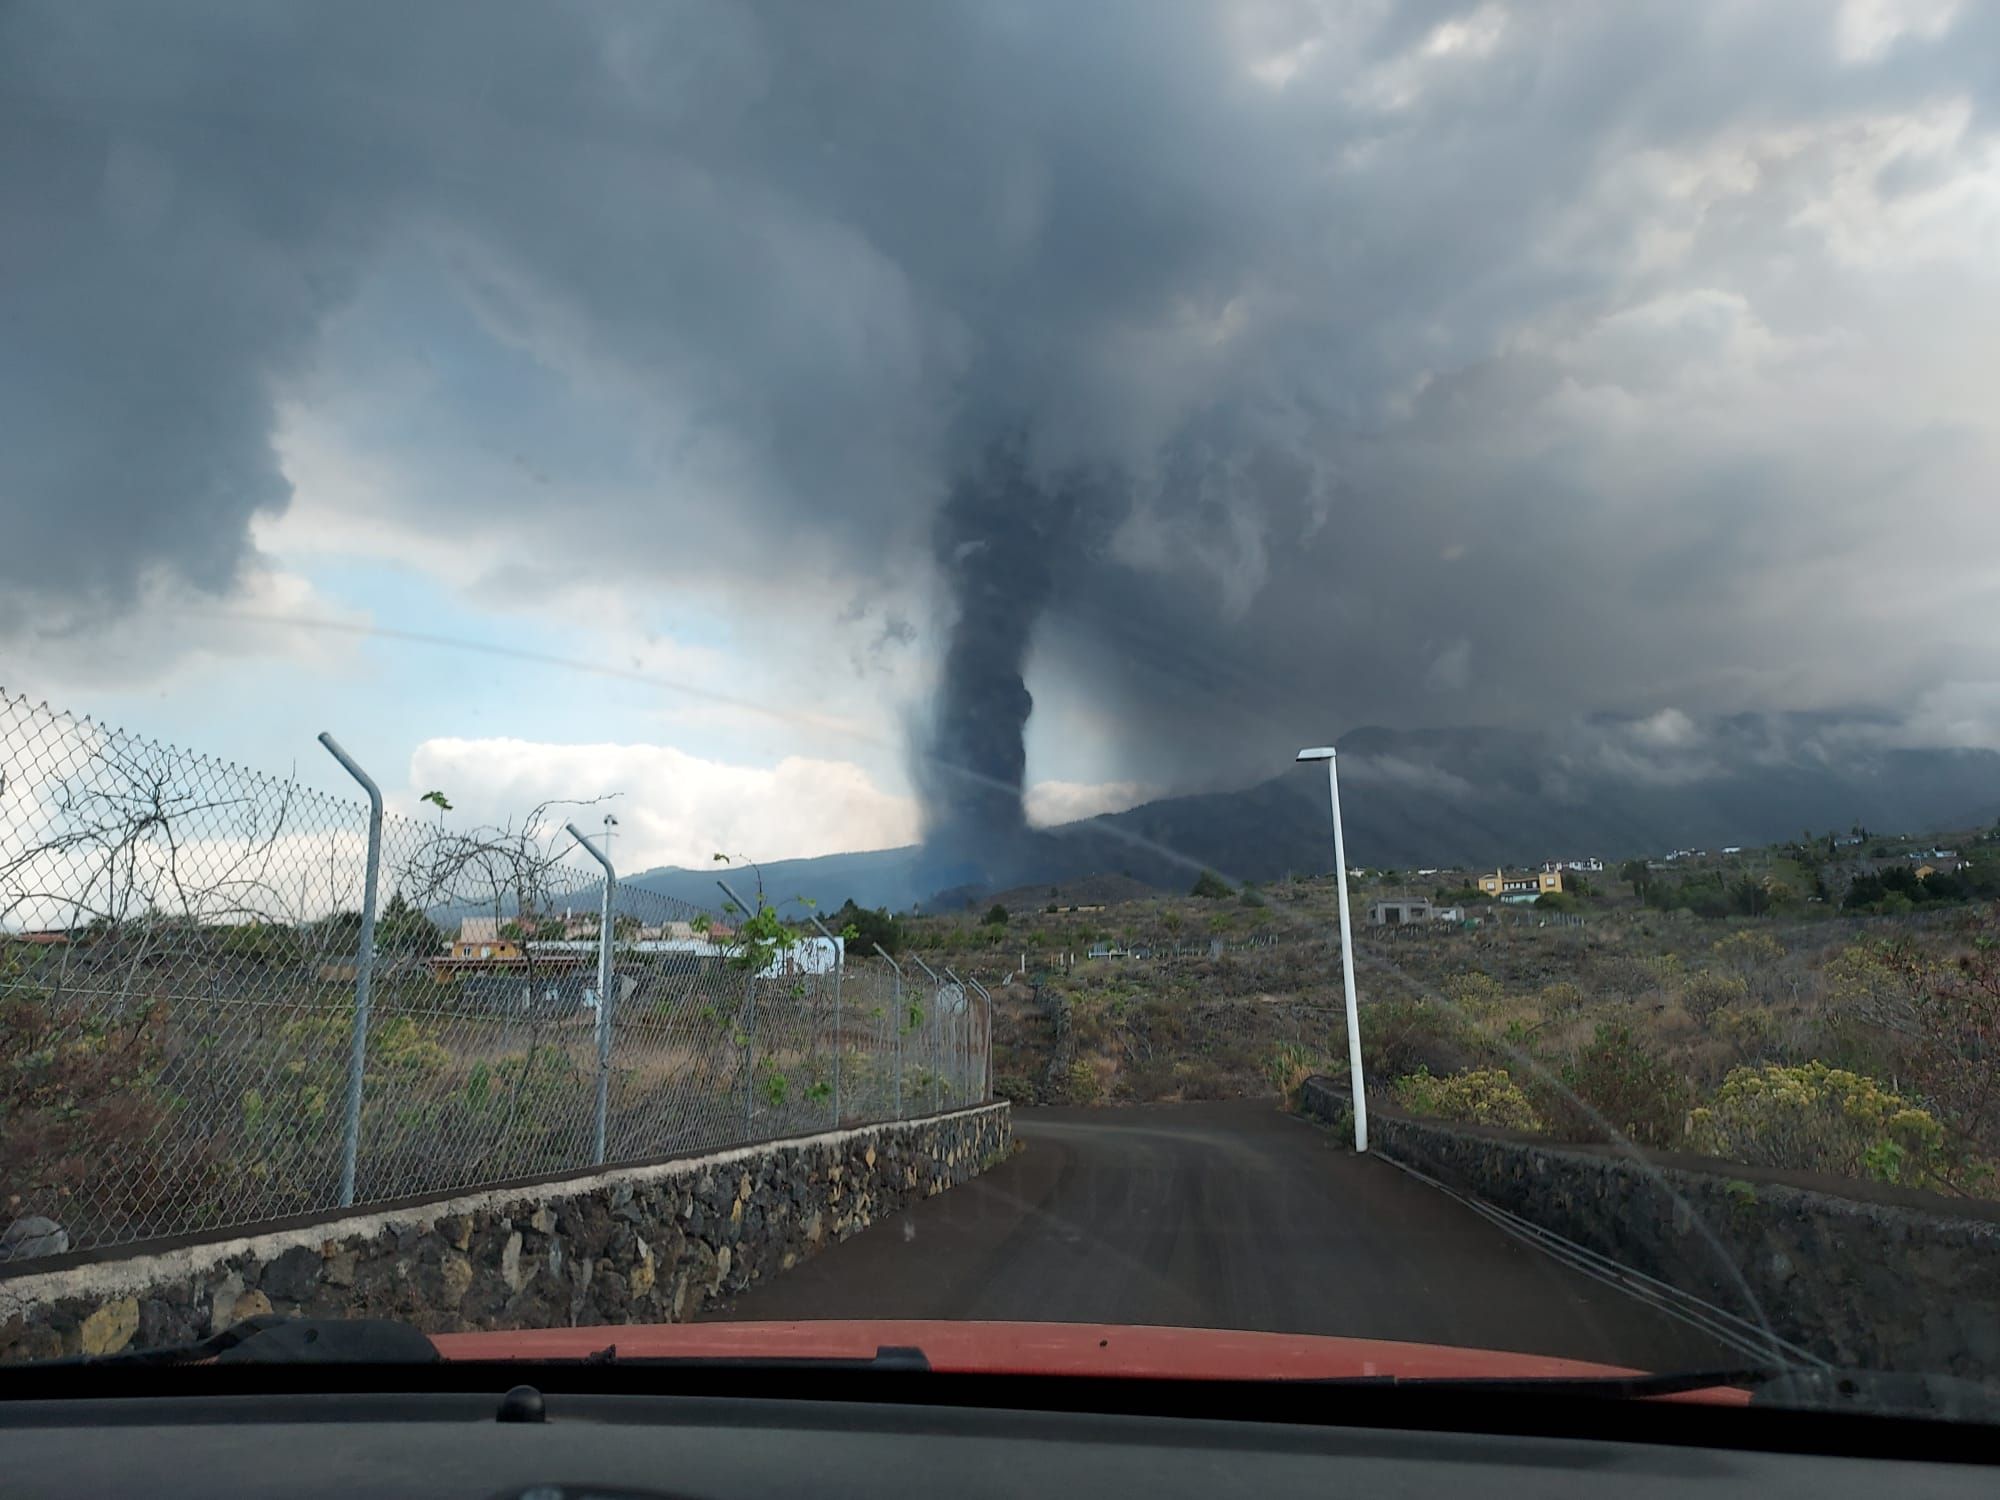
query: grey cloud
6 0 2000 809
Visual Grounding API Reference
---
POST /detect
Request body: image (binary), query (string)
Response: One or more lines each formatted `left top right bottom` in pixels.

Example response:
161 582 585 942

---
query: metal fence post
568 824 616 1165
809 915 841 1127
965 975 992 1102
874 945 904 1118
317 733 381 1208
948 968 981 1105
716 879 756 1138
911 956 942 1112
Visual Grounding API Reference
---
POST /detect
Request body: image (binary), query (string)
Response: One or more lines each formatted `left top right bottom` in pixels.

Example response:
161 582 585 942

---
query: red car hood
429 1320 1745 1403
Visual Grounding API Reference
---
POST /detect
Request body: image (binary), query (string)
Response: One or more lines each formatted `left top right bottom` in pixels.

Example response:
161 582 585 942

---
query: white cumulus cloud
403 737 921 872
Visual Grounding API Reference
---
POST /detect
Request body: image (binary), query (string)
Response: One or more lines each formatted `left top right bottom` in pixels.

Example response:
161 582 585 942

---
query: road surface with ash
709 1099 1735 1370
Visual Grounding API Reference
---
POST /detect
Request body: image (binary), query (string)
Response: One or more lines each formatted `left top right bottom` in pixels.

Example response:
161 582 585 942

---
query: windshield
4 0 1999 1428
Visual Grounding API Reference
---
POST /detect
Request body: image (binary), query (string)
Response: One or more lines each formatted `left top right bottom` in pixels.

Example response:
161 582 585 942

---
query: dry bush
1536 1022 1693 1150
1711 930 1785 978
1538 981 1586 1017
1265 1041 1332 1110
0 983 178 1238
1871 910 2000 1161
1361 997 1477 1078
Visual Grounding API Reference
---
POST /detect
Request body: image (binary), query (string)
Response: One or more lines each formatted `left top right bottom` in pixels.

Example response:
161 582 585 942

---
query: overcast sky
4 0 1999 871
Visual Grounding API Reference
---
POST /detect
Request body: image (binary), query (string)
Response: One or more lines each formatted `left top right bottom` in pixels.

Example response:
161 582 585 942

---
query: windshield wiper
34 1316 933 1373
32 1315 442 1368
1309 1366 1768 1398
1328 1365 2000 1422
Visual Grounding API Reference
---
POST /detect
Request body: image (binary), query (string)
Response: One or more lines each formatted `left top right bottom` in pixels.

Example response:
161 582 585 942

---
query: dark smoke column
918 439 1070 895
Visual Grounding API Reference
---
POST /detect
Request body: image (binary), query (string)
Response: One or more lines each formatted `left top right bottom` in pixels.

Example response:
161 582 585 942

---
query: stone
0 1215 70 1263
669 1271 701 1321
207 1271 245 1334
138 1296 196 1349
630 1241 656 1298
500 1231 525 1293
713 1245 731 1288
502 1271 568 1329
459 1271 513 1327
80 1298 140 1357
324 1251 358 1288
528 1205 558 1236
8 1324 63 1362
440 1252 474 1305
447 1215 474 1250
228 1289 273 1323
260 1244 323 1304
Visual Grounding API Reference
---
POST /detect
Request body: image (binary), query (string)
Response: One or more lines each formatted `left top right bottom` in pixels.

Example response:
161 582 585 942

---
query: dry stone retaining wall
0 1103 1010 1362
1300 1077 2000 1379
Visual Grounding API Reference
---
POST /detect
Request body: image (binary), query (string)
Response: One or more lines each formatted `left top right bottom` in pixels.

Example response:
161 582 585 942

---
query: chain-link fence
0 691 990 1258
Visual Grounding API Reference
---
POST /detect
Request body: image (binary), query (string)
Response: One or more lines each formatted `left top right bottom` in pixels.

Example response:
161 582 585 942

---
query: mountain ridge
625 722 2000 913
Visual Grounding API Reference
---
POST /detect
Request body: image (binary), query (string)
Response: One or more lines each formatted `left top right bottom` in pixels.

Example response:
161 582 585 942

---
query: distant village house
1478 868 1564 903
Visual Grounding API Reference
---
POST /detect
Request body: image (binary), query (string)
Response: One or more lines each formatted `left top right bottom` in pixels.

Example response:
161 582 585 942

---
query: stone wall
1299 1077 2000 1380
0 1103 1010 1362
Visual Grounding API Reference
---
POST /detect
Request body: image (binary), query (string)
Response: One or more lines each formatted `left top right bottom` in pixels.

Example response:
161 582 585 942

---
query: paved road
711 1099 1733 1370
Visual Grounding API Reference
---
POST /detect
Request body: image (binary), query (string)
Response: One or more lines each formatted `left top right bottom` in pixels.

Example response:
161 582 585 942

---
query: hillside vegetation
898 825 2000 1199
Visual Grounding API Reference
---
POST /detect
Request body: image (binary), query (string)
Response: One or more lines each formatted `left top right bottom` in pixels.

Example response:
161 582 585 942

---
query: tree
1189 870 1233 899
1619 859 1651 899
829 898 901 956
1727 875 1772 917
375 889 443 957
984 903 1010 927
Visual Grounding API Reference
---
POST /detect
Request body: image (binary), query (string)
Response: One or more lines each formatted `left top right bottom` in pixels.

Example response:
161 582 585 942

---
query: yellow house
448 936 524 960
450 917 523 962
1477 868 1564 901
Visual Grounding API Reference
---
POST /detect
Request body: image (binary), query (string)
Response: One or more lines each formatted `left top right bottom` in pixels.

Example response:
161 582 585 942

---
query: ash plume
917 440 1079 887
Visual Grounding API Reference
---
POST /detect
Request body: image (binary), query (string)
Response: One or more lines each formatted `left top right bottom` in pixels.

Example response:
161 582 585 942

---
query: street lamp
1297 746 1367 1153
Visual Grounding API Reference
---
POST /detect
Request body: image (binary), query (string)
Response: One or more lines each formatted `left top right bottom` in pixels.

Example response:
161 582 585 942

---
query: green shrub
1680 970 1748 1032
1440 970 1505 1020
368 1015 451 1076
1393 1066 1543 1132
993 1072 1042 1105
1686 1062 1961 1189
1060 1058 1103 1105
1189 870 1233 900
1542 1022 1692 1149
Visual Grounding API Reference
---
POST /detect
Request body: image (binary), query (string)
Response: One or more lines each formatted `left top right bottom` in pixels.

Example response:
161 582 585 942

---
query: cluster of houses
424 915 843 1017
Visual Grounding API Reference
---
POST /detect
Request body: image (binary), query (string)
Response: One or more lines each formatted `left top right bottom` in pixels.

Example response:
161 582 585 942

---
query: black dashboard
2 1378 1995 1500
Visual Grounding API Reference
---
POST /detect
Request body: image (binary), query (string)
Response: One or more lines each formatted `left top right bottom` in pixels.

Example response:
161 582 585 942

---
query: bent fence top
0 691 990 1262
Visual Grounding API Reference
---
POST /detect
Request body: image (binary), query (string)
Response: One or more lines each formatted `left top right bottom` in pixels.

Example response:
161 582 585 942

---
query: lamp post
1297 745 1367 1153
567 822 616 1165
